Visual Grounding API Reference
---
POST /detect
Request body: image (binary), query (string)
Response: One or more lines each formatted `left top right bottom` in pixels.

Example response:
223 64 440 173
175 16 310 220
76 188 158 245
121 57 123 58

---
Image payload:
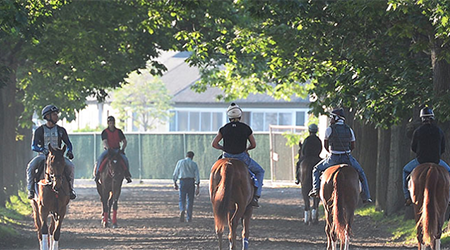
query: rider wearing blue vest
403 107 450 206
211 103 265 207
26 105 76 200
309 108 372 203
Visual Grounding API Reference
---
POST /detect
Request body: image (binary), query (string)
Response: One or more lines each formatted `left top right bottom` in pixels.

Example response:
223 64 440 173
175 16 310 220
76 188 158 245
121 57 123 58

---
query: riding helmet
107 116 115 122
420 107 434 120
330 108 345 121
308 124 318 133
227 103 242 119
41 105 59 119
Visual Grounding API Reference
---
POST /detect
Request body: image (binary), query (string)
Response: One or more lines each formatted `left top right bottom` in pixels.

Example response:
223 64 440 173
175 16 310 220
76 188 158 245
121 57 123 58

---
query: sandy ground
1 179 424 250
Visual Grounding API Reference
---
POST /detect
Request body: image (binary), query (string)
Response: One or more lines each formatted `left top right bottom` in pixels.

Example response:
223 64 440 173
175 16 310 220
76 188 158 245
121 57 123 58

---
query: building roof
158 51 309 108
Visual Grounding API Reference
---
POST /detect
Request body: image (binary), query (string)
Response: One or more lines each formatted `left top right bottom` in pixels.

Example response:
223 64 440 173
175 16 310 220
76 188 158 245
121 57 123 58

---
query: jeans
402 158 450 199
95 149 130 175
26 153 75 191
179 178 195 221
223 152 265 197
312 153 371 200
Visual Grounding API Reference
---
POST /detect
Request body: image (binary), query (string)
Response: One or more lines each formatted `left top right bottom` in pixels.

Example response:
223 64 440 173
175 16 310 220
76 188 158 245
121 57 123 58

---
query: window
169 111 224 132
296 111 306 126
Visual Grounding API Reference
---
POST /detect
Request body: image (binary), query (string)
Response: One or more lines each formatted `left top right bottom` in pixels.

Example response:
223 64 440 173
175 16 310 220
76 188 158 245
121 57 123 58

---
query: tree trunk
352 120 378 201
376 127 390 211
386 120 410 215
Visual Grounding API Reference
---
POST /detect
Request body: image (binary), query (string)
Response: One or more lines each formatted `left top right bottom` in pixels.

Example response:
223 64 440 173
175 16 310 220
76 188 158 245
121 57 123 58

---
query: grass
355 205 450 246
0 191 32 241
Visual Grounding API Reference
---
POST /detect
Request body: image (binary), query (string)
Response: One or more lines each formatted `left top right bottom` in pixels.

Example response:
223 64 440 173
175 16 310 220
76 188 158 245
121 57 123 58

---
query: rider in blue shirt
26 105 76 200
309 108 372 203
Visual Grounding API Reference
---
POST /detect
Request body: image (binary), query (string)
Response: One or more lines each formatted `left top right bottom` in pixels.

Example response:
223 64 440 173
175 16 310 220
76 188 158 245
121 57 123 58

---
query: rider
211 103 265 207
295 124 322 184
26 105 76 200
308 108 372 203
94 116 132 183
403 106 450 206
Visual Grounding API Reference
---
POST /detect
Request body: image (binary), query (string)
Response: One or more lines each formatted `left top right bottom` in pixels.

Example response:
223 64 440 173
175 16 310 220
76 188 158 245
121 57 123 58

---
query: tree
111 70 173 131
0 0 181 206
172 0 450 214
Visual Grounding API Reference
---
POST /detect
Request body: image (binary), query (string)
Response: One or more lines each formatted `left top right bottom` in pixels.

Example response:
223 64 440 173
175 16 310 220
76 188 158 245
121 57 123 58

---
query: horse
320 164 360 250
31 144 71 250
210 158 254 250
408 163 450 250
96 148 125 228
296 143 322 225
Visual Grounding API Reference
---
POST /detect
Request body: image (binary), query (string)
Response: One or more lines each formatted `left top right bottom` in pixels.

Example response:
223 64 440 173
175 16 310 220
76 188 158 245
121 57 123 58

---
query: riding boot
124 169 132 183
67 179 76 200
251 195 260 207
28 189 35 200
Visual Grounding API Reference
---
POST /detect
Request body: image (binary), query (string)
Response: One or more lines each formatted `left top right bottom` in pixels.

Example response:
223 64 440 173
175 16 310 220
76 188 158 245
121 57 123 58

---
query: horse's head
106 148 123 178
46 144 67 190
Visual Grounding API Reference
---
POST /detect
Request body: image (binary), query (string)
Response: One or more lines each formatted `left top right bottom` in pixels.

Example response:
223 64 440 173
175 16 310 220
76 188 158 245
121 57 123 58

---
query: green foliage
73 125 105 133
173 0 450 127
0 191 31 241
1 0 181 127
111 70 173 131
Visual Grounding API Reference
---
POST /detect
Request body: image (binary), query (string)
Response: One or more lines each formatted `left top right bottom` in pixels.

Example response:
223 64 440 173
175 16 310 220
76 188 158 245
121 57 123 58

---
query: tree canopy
173 0 450 127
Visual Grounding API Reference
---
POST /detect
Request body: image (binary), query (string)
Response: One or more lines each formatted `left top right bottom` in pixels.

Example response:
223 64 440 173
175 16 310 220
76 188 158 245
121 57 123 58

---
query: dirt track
2 180 419 250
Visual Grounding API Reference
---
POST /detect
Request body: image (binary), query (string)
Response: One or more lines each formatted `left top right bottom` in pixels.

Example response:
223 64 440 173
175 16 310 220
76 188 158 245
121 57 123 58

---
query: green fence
69 132 277 181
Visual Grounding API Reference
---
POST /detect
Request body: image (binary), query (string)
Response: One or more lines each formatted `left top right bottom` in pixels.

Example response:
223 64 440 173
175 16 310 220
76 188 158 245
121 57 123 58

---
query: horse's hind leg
302 187 311 224
312 197 320 224
241 207 253 250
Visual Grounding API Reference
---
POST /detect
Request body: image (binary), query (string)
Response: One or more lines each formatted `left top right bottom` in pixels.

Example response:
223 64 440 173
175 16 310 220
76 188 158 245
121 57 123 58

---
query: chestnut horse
409 163 450 250
320 164 359 250
210 158 254 250
31 144 71 250
96 149 125 228
296 142 321 225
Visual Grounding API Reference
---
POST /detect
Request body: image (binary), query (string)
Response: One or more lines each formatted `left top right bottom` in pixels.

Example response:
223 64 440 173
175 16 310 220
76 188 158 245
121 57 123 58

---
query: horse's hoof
112 224 118 229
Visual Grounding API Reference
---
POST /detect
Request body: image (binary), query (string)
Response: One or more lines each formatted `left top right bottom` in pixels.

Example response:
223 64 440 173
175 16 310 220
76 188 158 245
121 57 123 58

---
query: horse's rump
321 164 359 243
209 158 253 232
410 163 450 246
299 156 322 190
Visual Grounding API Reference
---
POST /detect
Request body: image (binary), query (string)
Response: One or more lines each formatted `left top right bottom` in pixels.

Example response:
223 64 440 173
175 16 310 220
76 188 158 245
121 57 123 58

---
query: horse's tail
212 160 234 233
419 166 440 245
332 166 355 243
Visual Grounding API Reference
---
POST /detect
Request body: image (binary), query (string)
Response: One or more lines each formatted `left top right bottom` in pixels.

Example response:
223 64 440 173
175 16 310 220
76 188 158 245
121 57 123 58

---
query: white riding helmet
227 103 242 119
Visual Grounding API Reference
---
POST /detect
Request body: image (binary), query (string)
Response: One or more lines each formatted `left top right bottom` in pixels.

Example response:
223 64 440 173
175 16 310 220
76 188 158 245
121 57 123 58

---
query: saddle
98 156 127 173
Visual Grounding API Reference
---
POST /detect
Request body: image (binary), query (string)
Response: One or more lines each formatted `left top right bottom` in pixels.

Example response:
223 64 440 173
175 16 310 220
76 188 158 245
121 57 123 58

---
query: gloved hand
66 151 74 160
42 148 49 156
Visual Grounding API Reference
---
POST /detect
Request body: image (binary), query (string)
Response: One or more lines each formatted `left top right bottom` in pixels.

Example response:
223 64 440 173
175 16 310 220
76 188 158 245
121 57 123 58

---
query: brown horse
409 163 450 250
210 158 254 250
31 144 71 250
320 164 360 250
296 142 321 225
96 149 125 228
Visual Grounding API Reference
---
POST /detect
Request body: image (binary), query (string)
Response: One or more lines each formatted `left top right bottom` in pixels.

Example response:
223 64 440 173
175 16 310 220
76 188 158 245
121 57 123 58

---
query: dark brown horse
210 158 254 250
321 164 359 250
96 149 125 228
296 143 321 225
31 144 71 250
409 163 450 250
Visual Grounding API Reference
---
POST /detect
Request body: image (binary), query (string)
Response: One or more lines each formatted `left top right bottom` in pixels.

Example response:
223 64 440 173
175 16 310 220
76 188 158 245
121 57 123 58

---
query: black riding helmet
420 107 434 121
107 116 115 122
42 105 59 120
330 108 345 121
